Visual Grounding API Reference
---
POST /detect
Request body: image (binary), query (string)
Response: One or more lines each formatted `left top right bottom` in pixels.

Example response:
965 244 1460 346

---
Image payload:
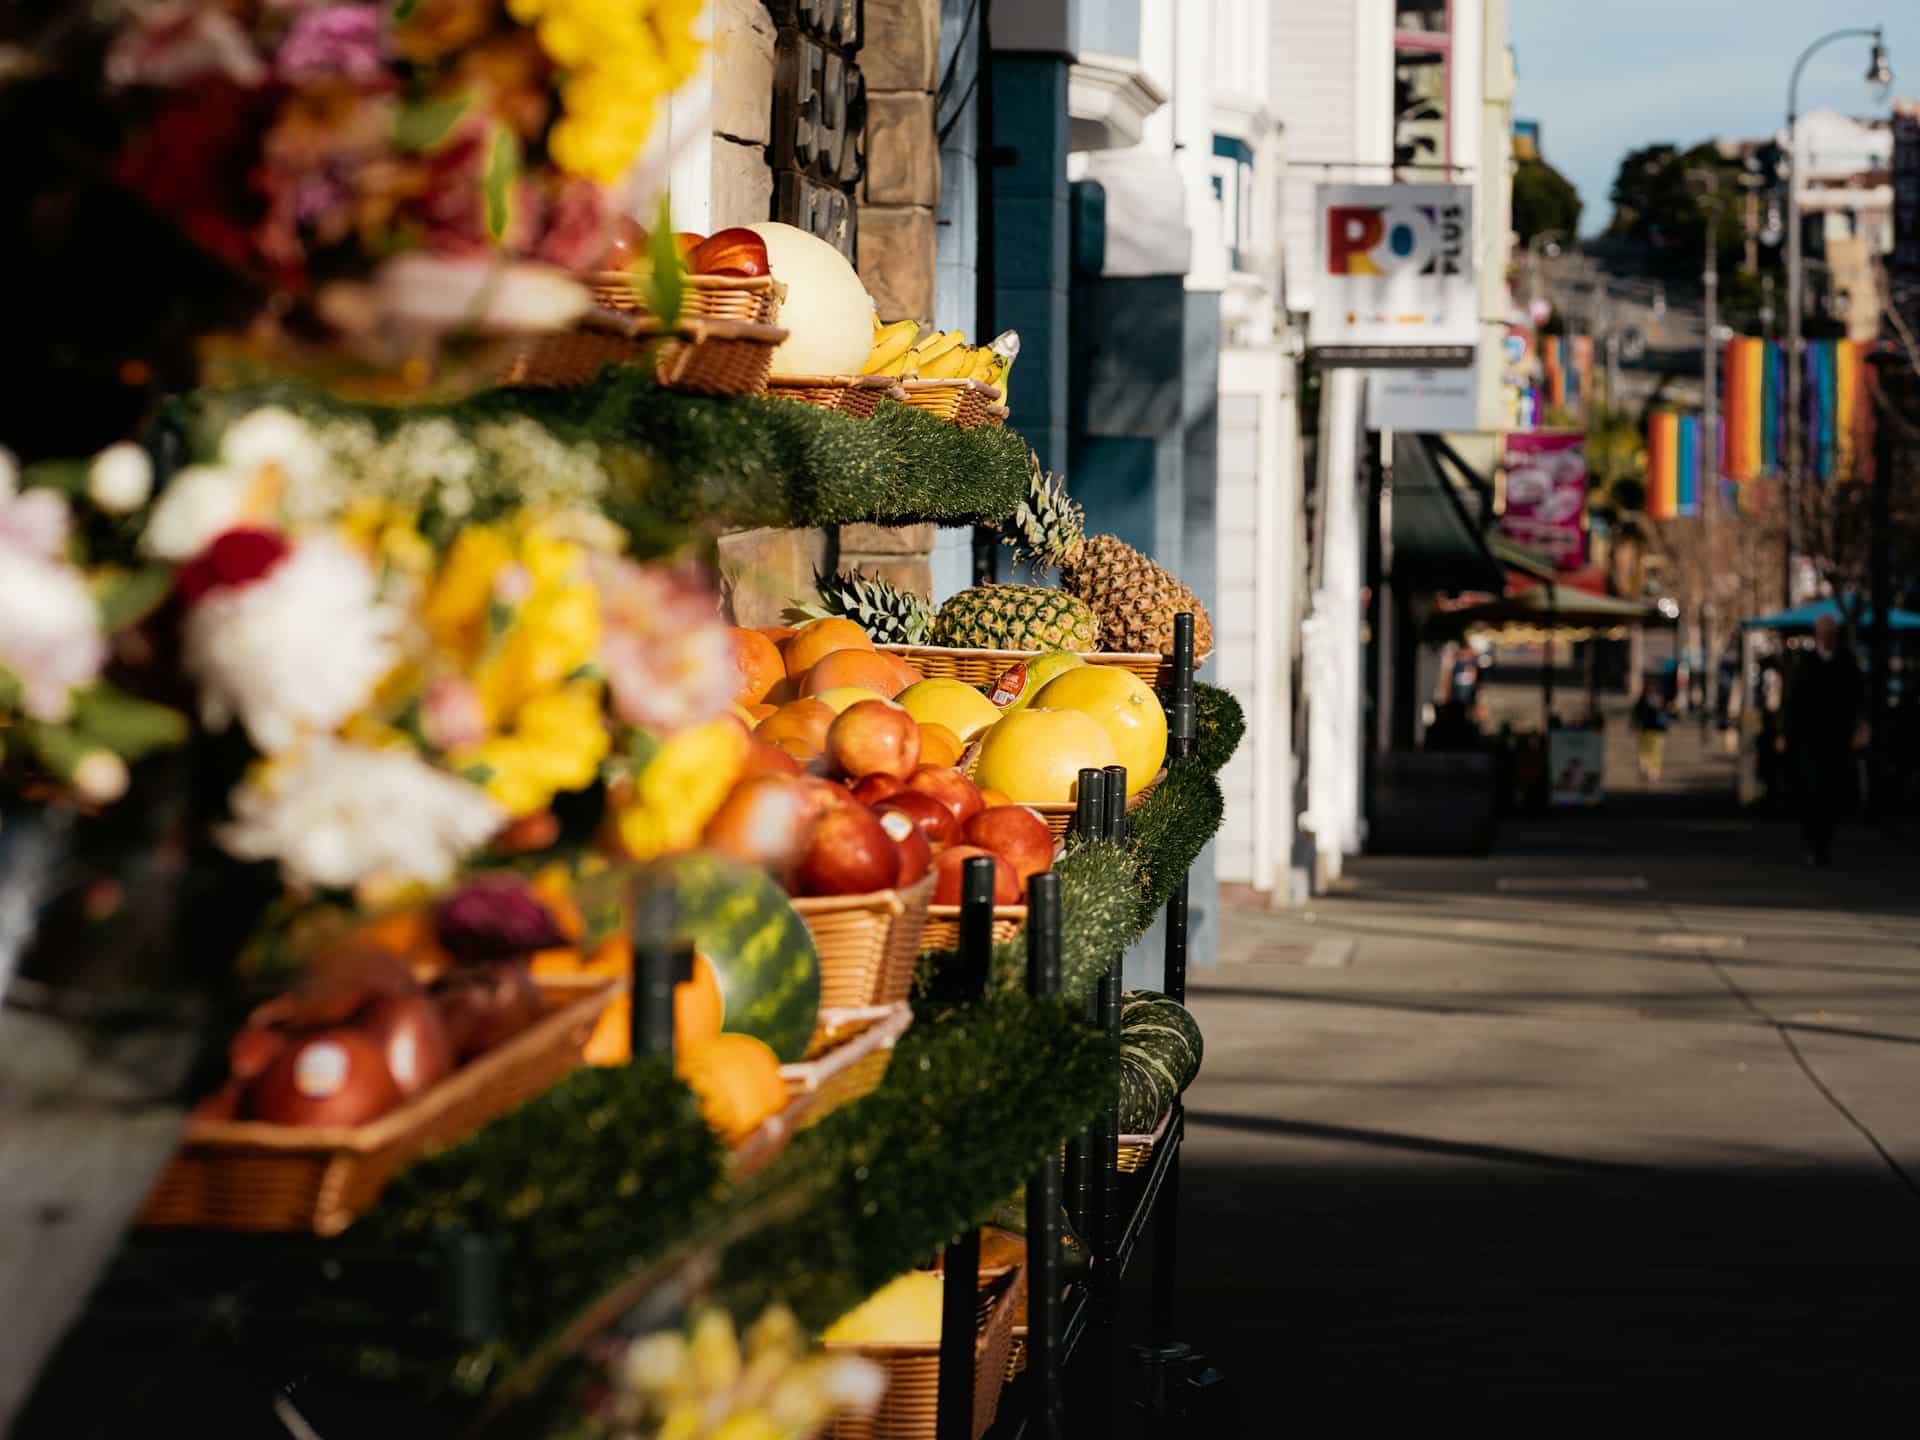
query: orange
919 721 964 767
978 787 1012 809
755 698 837 754
783 617 873 679
758 624 798 646
729 626 786 705
882 651 925 692
803 648 909 699
747 702 778 722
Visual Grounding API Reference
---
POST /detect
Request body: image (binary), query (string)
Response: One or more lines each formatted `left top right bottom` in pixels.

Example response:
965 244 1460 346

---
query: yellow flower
424 525 514 658
611 718 747 860
472 559 599 722
453 680 609 818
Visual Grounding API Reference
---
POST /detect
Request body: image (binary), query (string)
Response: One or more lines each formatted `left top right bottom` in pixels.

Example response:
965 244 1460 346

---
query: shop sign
1366 364 1478 431
1498 430 1587 571
767 0 866 262
1548 728 1605 807
1310 184 1476 367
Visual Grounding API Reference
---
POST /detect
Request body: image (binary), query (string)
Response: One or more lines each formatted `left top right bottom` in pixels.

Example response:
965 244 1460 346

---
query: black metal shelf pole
1063 776 1108 1246
1024 871 1065 1439
1097 765 1128 1268
1152 613 1196 1344
937 856 998 1440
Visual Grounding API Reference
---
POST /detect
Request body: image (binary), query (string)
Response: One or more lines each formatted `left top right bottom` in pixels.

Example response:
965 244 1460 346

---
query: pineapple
786 569 933 644
1004 456 1214 658
931 585 1100 652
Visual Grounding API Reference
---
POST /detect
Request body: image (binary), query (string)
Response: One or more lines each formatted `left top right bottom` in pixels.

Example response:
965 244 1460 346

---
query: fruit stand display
7 74 1243 1434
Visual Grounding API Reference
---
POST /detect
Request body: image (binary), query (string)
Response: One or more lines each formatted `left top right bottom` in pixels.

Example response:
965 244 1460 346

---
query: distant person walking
1785 614 1864 866
1632 687 1669 782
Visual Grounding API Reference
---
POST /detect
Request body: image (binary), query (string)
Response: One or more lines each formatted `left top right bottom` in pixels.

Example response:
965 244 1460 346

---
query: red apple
245 1028 403 1126
877 808 932 886
228 1023 289 1082
674 231 707 260
741 737 805 778
827 700 921 781
358 992 455 1099
599 216 650 270
688 226 770 277
961 805 1056 886
905 765 985 828
876 790 961 847
793 805 902 896
852 773 908 805
432 961 543 1061
796 775 860 819
931 845 1020 906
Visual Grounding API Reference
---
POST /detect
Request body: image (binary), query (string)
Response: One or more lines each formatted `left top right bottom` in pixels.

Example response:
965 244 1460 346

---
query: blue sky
1510 0 1915 235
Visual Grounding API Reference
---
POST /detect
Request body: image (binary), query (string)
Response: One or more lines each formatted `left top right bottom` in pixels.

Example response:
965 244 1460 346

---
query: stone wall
707 0 946 623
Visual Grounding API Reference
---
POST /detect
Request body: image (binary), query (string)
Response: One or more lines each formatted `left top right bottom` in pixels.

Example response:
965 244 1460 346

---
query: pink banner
1499 431 1587 572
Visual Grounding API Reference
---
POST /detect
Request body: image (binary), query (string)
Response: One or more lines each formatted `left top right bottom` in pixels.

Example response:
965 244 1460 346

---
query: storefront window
1393 1 1451 170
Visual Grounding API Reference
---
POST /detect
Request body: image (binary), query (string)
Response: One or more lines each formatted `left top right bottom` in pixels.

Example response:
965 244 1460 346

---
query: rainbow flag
1721 337 1764 481
1676 413 1700 517
1646 410 1679 518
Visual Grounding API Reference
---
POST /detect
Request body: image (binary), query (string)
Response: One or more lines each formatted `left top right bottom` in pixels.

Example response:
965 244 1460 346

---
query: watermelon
637 852 821 1062
1117 991 1205 1131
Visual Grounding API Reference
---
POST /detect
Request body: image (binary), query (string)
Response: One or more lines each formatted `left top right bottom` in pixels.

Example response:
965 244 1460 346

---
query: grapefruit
972 708 1116 803
1031 666 1167 795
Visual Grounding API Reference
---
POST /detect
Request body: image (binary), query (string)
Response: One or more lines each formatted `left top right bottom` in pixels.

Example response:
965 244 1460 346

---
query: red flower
434 873 570 962
175 527 293 607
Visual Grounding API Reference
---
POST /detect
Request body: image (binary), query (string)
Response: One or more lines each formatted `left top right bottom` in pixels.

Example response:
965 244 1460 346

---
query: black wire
935 0 983 103
937 73 981 147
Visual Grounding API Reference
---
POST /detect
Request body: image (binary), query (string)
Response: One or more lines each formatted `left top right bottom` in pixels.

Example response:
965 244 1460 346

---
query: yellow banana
918 343 977 380
863 318 921 375
966 347 998 383
903 328 964 372
872 351 911 377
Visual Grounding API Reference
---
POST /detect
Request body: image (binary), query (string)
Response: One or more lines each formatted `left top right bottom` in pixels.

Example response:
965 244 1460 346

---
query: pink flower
422 676 489 751
593 557 736 735
106 2 268 90
275 5 389 87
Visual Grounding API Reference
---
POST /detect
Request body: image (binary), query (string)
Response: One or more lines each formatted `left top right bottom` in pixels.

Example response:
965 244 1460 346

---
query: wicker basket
1022 768 1164 840
983 404 1009 426
730 1004 914 1179
1118 1104 1174 1175
878 644 1209 691
768 374 907 418
499 312 784 396
590 270 785 326
920 905 1026 954
791 873 935 1019
825 1266 1022 1440
137 977 619 1236
898 378 1001 430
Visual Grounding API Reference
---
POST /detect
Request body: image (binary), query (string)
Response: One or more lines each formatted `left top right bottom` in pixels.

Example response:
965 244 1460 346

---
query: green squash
1117 991 1205 1131
637 852 821 1063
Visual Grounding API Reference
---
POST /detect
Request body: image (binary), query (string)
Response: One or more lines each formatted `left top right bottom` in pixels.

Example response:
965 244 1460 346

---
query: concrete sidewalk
1164 800 1920 1417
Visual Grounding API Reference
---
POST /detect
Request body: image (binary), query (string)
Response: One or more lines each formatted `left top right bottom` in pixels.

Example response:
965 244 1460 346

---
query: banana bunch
609 1305 884 1440
862 316 1020 391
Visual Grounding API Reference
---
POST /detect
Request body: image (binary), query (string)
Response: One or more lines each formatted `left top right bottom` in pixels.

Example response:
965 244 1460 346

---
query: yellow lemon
897 678 1003 741
989 649 1087 713
972 708 1116 803
1031 666 1167 795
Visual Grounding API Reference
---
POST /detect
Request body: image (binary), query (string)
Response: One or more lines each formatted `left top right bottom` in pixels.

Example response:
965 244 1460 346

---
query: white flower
0 545 105 721
142 464 254 559
220 406 339 521
0 486 71 559
374 255 592 335
218 738 504 891
184 534 402 752
89 442 154 514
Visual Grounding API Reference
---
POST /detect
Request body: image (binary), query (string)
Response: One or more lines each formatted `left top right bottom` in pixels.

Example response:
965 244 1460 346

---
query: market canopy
1740 597 1920 632
1389 433 1506 594
1425 580 1664 642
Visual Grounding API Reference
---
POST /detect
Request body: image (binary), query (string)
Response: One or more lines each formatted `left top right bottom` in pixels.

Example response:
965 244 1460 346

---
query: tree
1512 158 1582 245
1605 141 1746 276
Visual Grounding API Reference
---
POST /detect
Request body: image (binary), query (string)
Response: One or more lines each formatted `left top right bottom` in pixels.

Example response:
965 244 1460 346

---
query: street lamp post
1785 25 1892 607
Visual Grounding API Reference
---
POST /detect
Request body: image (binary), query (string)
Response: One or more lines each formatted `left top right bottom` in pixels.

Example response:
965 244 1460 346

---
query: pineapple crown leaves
790 568 933 643
1001 451 1084 575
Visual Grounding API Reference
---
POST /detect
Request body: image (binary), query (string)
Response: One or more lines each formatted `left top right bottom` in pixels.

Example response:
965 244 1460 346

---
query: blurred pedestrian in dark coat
1786 614 1864 865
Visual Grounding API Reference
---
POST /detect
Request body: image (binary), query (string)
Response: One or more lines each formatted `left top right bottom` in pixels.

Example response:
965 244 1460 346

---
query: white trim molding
1068 51 1170 153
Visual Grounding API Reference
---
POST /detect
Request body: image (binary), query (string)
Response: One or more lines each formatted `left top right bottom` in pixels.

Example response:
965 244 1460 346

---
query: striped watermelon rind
639 852 822 1063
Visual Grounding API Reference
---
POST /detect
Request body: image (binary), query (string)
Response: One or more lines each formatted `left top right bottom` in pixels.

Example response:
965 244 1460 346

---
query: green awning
1389 432 1505 594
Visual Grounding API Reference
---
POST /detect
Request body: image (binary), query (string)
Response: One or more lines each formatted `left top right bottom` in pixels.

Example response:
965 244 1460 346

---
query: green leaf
67 683 189 762
394 92 471 153
21 459 88 499
482 125 520 245
391 0 421 21
93 565 174 632
642 194 685 328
